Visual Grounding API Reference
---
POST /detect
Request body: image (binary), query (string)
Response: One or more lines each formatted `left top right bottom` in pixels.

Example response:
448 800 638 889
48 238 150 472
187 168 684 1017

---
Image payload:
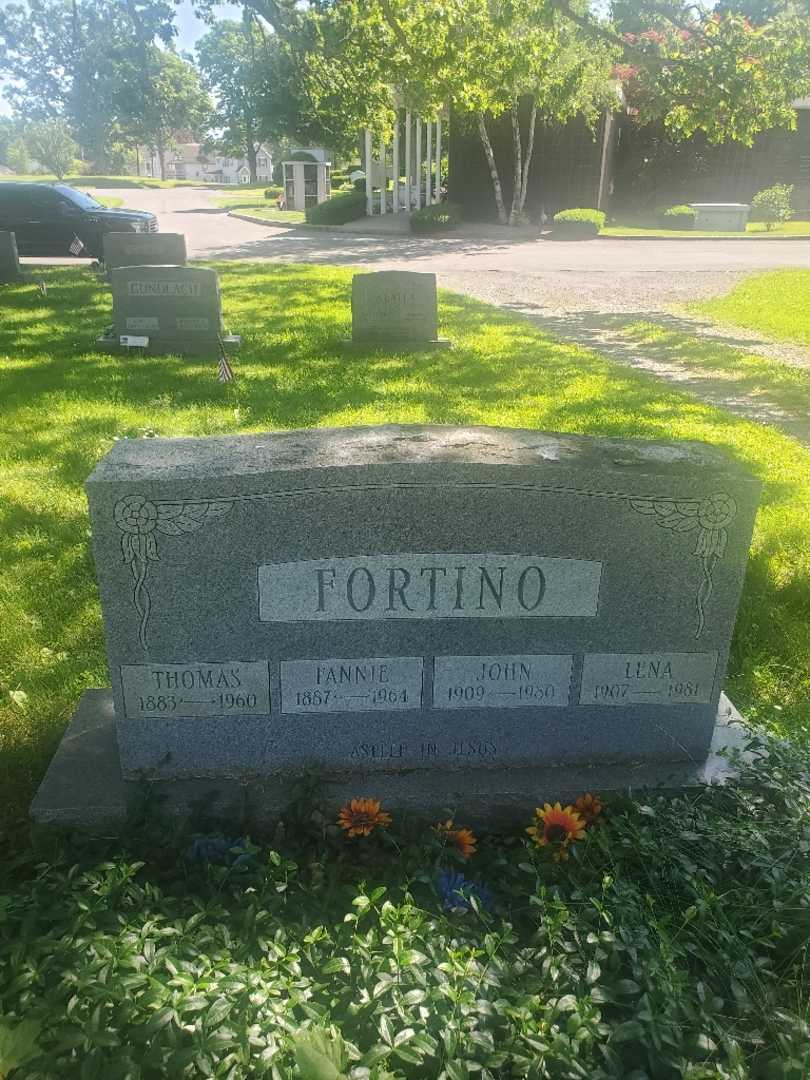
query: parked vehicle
0 183 157 257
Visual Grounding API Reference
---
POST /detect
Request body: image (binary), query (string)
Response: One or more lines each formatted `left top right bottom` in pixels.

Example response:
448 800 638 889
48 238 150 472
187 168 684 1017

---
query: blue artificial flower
185 836 255 867
436 869 494 913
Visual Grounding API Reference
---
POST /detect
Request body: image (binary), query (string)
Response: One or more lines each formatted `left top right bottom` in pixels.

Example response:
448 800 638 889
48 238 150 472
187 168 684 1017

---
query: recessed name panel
280 656 424 713
258 553 602 622
121 660 270 719
433 654 573 709
579 652 718 706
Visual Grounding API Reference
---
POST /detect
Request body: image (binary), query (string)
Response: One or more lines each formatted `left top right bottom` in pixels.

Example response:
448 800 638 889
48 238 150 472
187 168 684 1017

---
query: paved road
29 185 809 312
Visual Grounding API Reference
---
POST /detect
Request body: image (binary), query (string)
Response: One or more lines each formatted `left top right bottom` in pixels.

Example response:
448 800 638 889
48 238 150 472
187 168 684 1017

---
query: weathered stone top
86 424 756 485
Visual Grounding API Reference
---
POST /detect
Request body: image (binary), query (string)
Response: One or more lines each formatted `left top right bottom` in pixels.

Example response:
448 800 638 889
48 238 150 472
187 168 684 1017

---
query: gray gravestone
0 231 22 283
97 265 240 355
688 203 750 231
32 425 760 828
349 271 450 349
102 232 187 277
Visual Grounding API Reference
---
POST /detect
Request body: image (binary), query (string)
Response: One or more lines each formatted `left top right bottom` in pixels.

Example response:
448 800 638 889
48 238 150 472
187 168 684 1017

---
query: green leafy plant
0 1017 42 1079
659 204 697 228
751 183 794 230
305 190 366 225
263 186 282 200
409 202 462 234
553 207 606 238
292 1025 349 1080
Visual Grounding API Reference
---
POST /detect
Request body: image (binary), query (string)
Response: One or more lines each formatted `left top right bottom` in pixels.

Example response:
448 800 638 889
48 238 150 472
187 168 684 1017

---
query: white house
138 143 274 184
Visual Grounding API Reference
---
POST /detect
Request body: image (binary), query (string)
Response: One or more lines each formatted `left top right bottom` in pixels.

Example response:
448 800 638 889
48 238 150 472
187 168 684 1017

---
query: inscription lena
259 553 602 622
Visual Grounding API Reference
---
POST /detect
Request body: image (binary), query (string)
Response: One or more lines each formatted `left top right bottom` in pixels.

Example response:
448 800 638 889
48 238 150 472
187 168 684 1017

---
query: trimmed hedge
305 191 366 225
552 208 606 239
410 202 462 234
658 204 697 228
264 186 283 200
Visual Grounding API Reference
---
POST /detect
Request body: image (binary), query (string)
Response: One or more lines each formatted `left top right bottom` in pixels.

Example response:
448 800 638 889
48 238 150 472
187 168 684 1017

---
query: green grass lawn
689 269 810 346
603 221 810 238
0 174 274 190
2 264 810 1076
212 191 305 224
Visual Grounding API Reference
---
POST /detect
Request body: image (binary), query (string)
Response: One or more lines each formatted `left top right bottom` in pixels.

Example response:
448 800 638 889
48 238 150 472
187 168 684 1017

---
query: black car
0 182 157 258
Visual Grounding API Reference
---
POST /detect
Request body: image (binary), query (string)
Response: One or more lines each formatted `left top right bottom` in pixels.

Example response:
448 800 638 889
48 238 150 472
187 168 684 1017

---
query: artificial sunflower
574 792 603 826
435 818 478 859
337 797 392 837
527 802 587 861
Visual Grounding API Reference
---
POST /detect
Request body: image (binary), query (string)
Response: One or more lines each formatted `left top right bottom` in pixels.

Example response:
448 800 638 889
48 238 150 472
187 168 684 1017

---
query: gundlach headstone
0 231 22 283
32 425 760 829
97 265 240 355
102 232 187 277
348 271 450 349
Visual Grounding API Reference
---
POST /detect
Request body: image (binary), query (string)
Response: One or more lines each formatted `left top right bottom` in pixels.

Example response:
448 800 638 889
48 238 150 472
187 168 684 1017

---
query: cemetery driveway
68 187 810 443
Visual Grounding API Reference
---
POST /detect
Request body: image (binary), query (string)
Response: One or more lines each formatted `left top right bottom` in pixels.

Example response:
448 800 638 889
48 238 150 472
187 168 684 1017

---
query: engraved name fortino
258 553 603 621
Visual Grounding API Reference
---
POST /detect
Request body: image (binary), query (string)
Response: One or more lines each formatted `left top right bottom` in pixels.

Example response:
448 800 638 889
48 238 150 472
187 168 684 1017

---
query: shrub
410 201 462 234
263 186 282 200
305 190 366 225
659 204 697 228
751 183 794 229
553 208 606 239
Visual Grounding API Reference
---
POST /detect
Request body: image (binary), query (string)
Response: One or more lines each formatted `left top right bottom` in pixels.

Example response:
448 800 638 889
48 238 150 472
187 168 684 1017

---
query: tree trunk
477 112 507 225
508 102 523 226
157 142 166 181
518 99 538 219
245 113 258 183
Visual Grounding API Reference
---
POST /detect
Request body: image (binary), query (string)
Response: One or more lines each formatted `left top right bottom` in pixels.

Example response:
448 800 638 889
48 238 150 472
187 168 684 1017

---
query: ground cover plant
2 264 810 1074
211 192 305 224
689 270 810 347
602 221 810 238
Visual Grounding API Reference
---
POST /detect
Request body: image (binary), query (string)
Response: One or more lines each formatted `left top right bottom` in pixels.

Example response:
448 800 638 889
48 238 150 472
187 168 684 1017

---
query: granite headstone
102 232 187 277
97 265 240 355
349 271 450 349
31 425 760 827
0 231 22 283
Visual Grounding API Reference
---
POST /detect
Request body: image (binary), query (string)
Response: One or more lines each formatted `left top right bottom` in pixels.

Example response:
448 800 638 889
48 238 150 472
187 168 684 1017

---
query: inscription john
259 553 602 622
121 660 270 719
433 654 573 709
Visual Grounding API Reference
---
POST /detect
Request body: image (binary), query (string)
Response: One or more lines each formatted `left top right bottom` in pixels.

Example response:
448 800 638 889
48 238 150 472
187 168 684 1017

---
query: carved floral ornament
113 489 737 649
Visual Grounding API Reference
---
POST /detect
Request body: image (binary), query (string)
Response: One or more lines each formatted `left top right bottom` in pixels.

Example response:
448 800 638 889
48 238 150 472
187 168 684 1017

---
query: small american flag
217 337 234 383
69 234 85 256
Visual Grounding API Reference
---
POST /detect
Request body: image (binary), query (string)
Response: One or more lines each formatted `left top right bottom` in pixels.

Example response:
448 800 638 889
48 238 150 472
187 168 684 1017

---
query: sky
0 0 243 118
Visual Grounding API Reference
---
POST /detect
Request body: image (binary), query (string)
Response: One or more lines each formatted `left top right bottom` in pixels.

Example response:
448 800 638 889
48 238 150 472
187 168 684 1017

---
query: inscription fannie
259 552 602 621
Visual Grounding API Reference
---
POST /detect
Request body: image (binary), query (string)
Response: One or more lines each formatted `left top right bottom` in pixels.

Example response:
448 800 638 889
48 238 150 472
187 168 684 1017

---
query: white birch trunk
518 99 538 219
477 112 507 225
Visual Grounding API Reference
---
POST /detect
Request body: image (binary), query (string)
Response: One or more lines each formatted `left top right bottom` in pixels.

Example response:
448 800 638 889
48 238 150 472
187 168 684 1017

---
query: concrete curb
228 210 339 233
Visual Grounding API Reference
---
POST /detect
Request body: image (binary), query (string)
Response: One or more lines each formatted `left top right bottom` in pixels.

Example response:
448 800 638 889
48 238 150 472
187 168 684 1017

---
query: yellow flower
527 802 587 860
434 818 478 859
574 793 604 826
337 797 392 837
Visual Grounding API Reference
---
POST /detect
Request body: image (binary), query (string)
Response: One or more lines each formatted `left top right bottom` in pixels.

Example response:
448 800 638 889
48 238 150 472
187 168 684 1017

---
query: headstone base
31 689 754 832
95 332 241 357
341 338 452 352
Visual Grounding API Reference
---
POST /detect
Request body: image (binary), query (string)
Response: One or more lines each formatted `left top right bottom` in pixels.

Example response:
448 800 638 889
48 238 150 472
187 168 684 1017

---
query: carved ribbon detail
630 492 737 638
114 496 232 648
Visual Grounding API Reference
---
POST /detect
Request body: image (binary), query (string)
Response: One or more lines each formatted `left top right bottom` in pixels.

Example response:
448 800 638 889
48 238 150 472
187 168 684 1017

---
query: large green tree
24 118 79 179
0 0 179 168
197 15 268 181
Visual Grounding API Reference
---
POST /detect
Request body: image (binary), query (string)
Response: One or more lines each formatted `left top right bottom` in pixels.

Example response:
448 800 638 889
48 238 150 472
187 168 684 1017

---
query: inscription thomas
579 652 718 706
259 553 602 622
281 656 423 713
121 660 270 719
433 654 573 709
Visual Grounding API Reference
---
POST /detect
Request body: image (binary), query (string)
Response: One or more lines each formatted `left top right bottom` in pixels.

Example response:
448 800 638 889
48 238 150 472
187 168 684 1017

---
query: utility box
689 203 750 232
282 160 331 211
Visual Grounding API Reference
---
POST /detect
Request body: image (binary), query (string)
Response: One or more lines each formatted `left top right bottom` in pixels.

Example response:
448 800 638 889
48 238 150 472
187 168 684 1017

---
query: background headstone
689 203 750 231
0 231 22 283
99 265 239 355
350 271 450 349
102 232 187 277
